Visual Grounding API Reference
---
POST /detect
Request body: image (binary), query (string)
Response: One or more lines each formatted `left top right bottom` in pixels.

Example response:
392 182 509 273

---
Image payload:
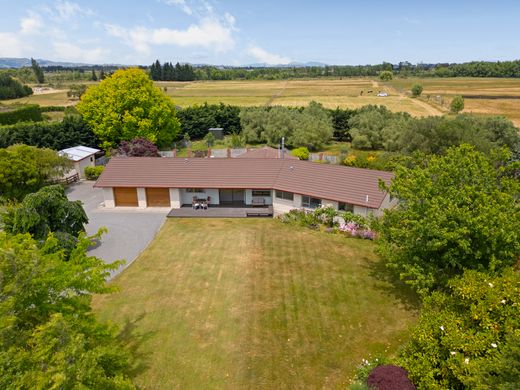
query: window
302 196 322 209
339 202 354 212
186 188 205 193
252 190 271 197
275 190 294 201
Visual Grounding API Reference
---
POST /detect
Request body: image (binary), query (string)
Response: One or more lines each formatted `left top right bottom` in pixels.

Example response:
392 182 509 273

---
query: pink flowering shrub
339 221 376 240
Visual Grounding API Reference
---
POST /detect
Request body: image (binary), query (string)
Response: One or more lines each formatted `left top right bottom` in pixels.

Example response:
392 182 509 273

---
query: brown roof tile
235 146 298 159
94 157 393 208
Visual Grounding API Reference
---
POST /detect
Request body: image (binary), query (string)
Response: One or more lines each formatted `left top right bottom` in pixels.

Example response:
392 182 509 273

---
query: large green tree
399 268 520 390
289 101 333 150
0 232 133 389
3 184 88 245
375 145 520 294
0 144 71 202
77 68 180 151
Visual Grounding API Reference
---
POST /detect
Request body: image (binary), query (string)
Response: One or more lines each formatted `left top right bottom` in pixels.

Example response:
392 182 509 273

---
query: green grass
93 219 418 389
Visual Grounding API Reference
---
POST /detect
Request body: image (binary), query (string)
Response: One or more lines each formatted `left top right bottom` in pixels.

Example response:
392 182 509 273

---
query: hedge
0 115 98 150
0 104 42 125
40 105 67 112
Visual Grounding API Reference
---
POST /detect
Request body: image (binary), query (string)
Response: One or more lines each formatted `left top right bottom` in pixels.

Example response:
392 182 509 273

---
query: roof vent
184 158 188 163
289 166 294 170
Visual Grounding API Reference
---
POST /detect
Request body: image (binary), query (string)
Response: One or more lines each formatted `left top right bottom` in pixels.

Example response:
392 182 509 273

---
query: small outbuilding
208 127 224 140
59 145 100 179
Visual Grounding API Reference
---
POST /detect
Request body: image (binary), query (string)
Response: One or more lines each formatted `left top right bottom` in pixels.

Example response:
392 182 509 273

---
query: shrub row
0 115 98 150
40 105 67 112
0 104 42 125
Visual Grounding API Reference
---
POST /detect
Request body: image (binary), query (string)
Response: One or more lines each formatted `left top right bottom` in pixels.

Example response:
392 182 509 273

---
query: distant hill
0 58 124 69
0 58 330 69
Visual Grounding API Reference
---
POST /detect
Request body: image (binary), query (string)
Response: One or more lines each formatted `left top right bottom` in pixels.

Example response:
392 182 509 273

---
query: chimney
207 147 211 158
319 152 324 161
187 147 192 158
172 148 177 158
227 148 231 158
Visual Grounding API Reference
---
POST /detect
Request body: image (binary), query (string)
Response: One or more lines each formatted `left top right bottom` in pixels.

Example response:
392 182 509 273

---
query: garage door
146 188 170 207
114 187 138 207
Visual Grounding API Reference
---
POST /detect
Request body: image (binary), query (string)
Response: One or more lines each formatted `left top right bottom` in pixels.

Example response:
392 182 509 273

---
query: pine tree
30 58 45 83
90 69 97 81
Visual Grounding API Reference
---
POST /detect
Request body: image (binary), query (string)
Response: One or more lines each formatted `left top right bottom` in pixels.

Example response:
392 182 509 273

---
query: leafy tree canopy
450 95 465 113
0 73 33 100
375 144 520 294
0 231 133 389
411 83 423 97
240 102 333 150
77 68 180 151
3 184 88 246
0 144 71 202
116 137 160 157
399 268 520 390
378 70 393 81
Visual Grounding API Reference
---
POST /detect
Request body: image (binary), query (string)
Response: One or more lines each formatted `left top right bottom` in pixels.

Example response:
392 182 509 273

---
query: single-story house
59 145 100 179
94 157 395 216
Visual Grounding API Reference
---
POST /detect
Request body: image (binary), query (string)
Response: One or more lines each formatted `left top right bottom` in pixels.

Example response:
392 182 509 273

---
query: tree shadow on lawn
363 257 422 312
116 313 157 379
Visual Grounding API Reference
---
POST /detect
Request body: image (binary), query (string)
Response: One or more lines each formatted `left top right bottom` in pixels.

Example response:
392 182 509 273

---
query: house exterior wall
169 188 181 208
137 188 146 209
75 156 95 179
272 193 302 216
180 188 220 205
245 189 273 205
373 193 396 216
321 199 338 209
103 188 115 208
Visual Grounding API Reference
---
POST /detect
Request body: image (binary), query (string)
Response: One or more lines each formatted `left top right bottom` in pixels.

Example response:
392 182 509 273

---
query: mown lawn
93 219 418 389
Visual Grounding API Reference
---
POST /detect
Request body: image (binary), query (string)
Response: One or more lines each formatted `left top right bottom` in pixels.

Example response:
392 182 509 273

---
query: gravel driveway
66 181 168 275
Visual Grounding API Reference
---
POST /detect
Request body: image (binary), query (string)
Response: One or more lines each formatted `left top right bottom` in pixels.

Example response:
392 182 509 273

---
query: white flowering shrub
398 268 520 389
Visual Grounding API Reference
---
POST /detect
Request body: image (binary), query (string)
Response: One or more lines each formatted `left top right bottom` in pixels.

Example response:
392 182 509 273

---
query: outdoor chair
201 200 208 210
192 196 199 210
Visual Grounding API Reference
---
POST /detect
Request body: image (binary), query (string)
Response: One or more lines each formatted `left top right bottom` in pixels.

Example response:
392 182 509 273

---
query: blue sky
0 0 519 65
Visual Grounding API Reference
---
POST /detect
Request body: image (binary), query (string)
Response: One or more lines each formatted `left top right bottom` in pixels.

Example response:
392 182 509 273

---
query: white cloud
106 15 236 54
162 0 193 15
0 33 26 57
54 1 93 20
20 11 43 34
247 46 291 65
53 41 107 63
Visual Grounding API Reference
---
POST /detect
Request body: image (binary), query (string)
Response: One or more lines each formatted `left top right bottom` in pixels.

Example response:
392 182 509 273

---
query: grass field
158 79 437 116
386 77 520 126
1 77 518 125
93 219 418 389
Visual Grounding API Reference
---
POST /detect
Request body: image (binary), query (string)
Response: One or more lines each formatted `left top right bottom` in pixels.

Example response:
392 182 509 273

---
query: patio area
167 204 273 218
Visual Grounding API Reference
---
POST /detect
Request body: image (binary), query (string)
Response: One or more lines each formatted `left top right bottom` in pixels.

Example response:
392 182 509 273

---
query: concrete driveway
66 181 168 275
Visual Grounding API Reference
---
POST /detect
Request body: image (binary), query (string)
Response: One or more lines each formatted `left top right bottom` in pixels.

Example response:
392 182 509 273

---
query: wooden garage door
146 188 170 207
114 187 138 207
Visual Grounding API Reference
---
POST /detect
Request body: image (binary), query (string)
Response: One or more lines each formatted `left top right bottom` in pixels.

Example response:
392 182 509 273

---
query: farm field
158 78 438 116
1 77 519 125
386 77 520 126
93 218 418 389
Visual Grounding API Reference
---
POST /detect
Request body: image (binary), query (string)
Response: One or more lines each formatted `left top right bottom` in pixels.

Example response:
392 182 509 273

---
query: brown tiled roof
94 157 393 208
235 146 298 160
